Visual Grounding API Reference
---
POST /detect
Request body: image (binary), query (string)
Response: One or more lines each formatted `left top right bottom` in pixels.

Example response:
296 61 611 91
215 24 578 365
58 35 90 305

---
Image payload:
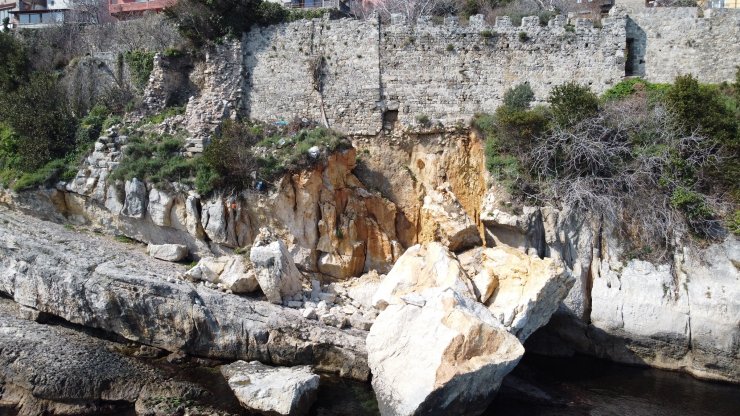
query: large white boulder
367 288 524 416
146 243 188 262
250 230 304 304
471 245 573 342
220 361 320 416
219 255 260 294
184 255 259 294
372 242 476 310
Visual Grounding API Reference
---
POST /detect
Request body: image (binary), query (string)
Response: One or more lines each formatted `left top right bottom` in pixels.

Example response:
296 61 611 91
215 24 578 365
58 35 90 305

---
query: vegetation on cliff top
108 116 348 195
0 32 127 192
164 0 341 47
475 73 740 255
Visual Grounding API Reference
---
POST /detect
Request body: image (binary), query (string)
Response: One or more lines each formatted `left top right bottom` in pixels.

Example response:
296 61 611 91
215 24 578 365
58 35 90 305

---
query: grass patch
114 235 136 244
109 131 197 189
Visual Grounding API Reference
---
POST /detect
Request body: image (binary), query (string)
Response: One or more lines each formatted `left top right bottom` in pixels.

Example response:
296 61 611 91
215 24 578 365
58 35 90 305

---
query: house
108 0 174 19
1 0 15 30
283 0 350 12
7 0 73 27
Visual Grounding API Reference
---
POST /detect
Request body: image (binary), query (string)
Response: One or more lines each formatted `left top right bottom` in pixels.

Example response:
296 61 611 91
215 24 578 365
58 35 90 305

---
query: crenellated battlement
225 8 739 139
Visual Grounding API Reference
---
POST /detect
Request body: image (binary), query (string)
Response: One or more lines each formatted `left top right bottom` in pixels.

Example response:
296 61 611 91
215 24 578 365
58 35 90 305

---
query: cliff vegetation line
475 74 740 259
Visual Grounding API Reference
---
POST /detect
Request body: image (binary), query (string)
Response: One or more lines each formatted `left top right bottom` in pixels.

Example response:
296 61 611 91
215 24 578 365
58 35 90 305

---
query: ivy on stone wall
124 50 155 90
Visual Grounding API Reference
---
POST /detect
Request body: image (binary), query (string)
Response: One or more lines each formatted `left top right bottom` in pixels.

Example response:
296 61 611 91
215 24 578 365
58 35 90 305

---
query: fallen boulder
221 361 319 416
219 255 260 294
469 245 573 341
146 243 188 262
367 288 524 416
372 242 476 310
250 229 304 304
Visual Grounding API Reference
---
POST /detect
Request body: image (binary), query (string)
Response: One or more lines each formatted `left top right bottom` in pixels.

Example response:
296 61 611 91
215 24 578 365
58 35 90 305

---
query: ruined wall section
243 18 383 135
380 15 626 126
627 8 740 84
241 15 626 133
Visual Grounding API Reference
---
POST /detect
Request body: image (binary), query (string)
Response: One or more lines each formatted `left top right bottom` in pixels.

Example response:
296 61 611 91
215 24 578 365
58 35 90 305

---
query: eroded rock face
367 288 524 416
0 208 369 380
148 188 175 227
221 361 319 416
419 184 482 252
121 178 147 219
147 243 188 262
372 242 476 310
480 192 740 383
250 230 304 304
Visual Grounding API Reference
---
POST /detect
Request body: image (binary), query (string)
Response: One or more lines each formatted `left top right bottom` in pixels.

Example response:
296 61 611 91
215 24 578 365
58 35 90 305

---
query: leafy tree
165 0 267 46
0 73 77 171
548 82 599 127
503 83 534 111
0 32 29 92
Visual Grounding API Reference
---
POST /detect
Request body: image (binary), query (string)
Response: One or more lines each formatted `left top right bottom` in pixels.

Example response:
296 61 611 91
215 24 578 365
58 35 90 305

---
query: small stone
302 307 318 320
287 300 303 308
401 293 426 307
146 243 188 262
318 292 337 303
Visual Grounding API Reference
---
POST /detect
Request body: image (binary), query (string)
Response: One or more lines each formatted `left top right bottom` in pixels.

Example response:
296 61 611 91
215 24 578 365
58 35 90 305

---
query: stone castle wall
242 14 627 133
626 7 740 84
195 8 739 138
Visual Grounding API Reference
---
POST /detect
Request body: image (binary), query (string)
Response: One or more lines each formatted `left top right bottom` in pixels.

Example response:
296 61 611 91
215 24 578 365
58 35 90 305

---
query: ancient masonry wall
242 15 626 133
235 8 739 136
626 8 740 84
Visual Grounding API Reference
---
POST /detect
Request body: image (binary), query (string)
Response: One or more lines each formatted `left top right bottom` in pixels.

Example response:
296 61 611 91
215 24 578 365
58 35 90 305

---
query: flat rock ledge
0 299 228 416
221 360 320 416
0 207 369 380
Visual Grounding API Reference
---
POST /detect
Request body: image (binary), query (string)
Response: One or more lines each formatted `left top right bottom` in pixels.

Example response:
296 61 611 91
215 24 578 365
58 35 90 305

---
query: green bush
728 210 740 236
503 83 535 111
0 72 77 172
124 50 155 89
665 74 739 196
110 132 197 188
548 82 599 126
164 0 334 46
518 32 529 42
601 78 671 102
416 114 431 126
75 104 110 148
143 106 186 125
493 105 549 151
670 187 714 231
0 31 28 92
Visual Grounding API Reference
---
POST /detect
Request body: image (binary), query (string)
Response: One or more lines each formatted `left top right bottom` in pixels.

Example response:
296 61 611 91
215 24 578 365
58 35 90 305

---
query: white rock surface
477 245 573 341
219 255 260 294
146 243 188 262
121 178 147 219
372 242 476 310
220 360 320 416
147 188 175 227
367 288 524 416
250 230 304 304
